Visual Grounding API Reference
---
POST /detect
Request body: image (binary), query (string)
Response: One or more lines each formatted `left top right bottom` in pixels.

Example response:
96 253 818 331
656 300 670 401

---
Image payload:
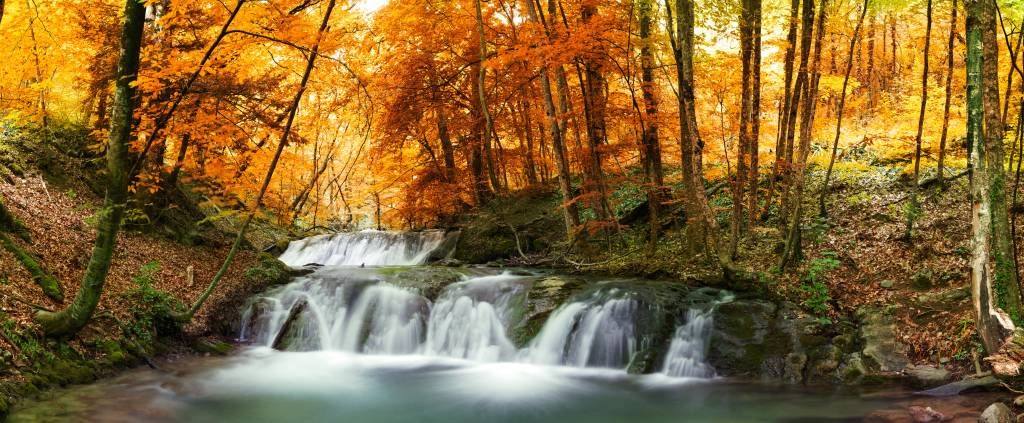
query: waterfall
244 232 726 379
524 289 648 369
242 271 527 360
661 309 715 378
277 230 453 267
423 274 527 361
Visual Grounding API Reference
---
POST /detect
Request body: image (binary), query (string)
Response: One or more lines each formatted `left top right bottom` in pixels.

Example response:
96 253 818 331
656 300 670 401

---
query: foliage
122 261 184 341
800 252 840 326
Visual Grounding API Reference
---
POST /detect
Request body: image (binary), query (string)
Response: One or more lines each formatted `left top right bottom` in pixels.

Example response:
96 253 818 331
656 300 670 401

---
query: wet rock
905 364 951 389
193 337 233 356
917 374 1000 396
907 406 944 423
806 345 841 381
838 353 869 382
980 403 1014 423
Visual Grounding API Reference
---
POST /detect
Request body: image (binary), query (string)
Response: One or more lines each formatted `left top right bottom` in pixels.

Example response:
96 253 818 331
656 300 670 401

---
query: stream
8 231 1007 422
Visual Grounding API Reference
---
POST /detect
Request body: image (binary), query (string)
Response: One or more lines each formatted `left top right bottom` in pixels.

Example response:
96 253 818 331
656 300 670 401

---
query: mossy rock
194 337 234 355
245 253 292 286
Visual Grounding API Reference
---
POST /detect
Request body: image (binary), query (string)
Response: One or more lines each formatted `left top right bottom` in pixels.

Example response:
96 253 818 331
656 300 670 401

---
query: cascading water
423 274 527 361
243 231 724 379
661 309 715 378
277 230 454 267
525 289 650 369
242 269 529 360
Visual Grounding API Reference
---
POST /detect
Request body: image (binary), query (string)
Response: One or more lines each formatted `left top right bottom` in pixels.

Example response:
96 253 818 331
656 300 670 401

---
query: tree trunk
524 0 579 235
779 0 825 271
436 105 456 181
905 0 934 241
937 0 958 185
819 0 869 217
747 0 761 230
763 0 800 220
967 0 1020 354
639 0 662 252
34 0 145 336
666 0 733 272
732 0 755 256
474 0 500 194
580 3 612 223
179 0 340 321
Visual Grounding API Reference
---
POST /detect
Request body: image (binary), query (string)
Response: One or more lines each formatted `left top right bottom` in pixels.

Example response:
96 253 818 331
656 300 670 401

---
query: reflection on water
9 348 1005 423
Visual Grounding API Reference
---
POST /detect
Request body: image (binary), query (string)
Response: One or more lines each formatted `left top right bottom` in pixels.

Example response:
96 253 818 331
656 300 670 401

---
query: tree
936 0 959 185
819 0 870 217
665 0 734 274
181 0 340 321
33 0 145 336
763 0 801 220
638 0 663 252
966 0 1020 354
779 0 826 270
905 0 934 240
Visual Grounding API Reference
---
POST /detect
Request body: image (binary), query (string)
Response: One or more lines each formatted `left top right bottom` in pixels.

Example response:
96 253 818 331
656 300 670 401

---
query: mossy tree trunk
34 0 144 336
966 0 1020 354
0 195 63 301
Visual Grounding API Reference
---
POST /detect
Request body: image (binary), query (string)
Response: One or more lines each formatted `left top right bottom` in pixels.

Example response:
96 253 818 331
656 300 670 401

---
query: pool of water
8 348 1005 423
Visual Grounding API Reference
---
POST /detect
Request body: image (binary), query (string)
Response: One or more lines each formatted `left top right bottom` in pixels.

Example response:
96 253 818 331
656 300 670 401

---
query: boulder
979 403 1014 423
904 364 951 389
856 306 909 373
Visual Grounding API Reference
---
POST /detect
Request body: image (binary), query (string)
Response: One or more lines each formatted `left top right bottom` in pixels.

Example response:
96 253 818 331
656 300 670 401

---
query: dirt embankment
0 170 283 415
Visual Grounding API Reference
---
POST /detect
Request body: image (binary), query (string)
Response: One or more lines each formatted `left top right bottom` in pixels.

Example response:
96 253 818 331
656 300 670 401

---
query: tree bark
34 0 145 336
937 0 958 185
639 0 662 252
779 0 825 271
819 0 868 217
747 0 761 230
474 0 501 194
763 0 800 220
967 0 1020 354
905 0 934 240
524 0 579 235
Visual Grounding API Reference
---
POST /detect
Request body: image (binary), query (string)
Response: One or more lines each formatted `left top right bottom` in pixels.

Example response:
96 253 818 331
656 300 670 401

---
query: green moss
245 253 291 286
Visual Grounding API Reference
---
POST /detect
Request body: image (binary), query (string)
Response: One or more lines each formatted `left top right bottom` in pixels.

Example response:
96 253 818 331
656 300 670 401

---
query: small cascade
241 271 527 360
239 274 429 353
661 309 715 378
525 289 648 369
424 274 527 361
278 230 453 267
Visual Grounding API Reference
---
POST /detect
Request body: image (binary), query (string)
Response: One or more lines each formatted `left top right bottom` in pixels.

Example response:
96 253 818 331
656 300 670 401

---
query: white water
424 274 526 361
278 230 451 267
525 291 642 369
662 309 715 378
246 232 719 377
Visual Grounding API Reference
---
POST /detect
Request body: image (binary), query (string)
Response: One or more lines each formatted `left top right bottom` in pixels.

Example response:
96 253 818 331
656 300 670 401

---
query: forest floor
0 126 287 415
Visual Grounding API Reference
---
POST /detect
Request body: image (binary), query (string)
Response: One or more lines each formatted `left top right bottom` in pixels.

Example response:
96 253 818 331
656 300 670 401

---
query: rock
911 271 933 291
907 406 944 423
856 306 909 373
1015 395 1024 407
193 337 233 355
905 364 951 388
980 403 1014 423
839 353 869 382
783 352 807 384
917 374 1000 396
880 280 895 289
